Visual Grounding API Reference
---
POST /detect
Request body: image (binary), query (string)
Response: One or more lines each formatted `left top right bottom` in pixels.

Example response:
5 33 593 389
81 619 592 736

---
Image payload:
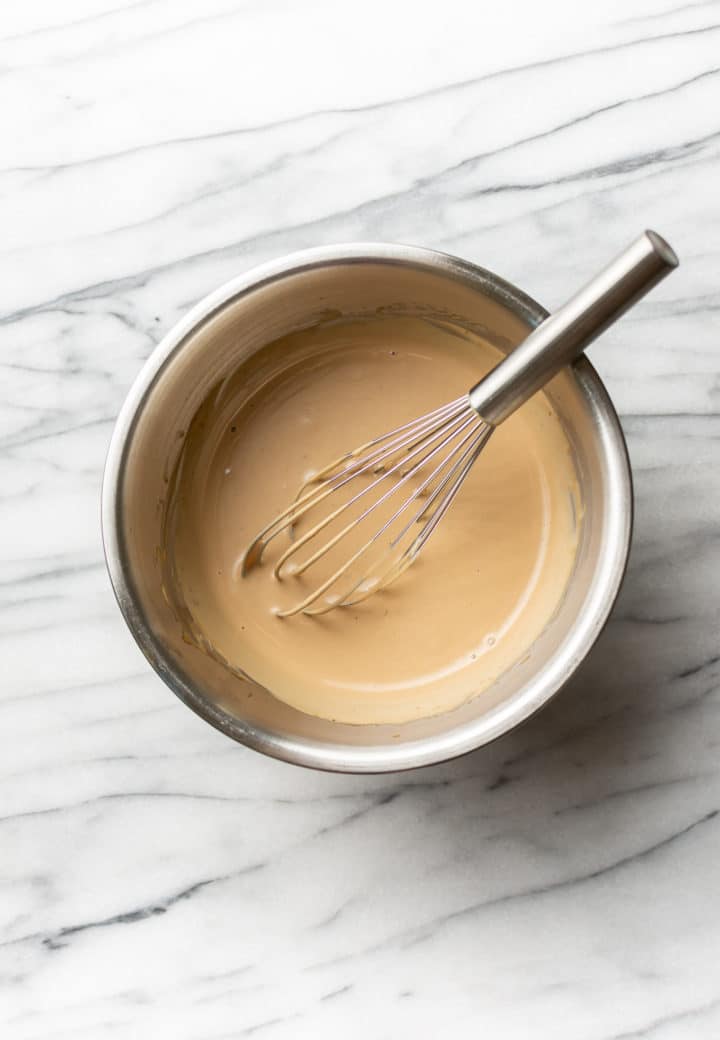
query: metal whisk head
241 396 492 616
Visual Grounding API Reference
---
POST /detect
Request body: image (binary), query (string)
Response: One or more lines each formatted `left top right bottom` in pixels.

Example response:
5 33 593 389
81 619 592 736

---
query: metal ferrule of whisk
242 231 678 617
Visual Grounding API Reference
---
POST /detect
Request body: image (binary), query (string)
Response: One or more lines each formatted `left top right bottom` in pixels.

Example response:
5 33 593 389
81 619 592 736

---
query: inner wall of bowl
119 259 619 758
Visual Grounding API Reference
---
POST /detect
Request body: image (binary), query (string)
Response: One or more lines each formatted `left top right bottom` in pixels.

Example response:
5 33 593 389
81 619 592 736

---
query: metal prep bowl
102 244 632 772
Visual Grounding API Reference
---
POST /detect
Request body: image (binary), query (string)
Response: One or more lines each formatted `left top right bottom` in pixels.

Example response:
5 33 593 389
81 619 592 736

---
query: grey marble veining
1 0 719 1036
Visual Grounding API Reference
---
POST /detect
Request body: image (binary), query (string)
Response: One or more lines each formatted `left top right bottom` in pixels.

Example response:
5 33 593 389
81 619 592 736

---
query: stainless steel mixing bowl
102 244 632 772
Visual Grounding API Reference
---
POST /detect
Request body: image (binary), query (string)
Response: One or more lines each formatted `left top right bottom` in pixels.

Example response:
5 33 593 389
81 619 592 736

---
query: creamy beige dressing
164 316 580 725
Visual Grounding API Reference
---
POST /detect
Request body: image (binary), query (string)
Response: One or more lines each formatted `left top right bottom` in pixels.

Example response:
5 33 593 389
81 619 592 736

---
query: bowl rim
101 242 633 773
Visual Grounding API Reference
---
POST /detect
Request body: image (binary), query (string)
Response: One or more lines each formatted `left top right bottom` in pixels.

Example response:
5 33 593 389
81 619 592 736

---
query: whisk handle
468 230 678 426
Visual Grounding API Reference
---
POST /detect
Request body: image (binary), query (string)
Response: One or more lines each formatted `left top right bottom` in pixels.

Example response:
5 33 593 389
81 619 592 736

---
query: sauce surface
165 316 580 724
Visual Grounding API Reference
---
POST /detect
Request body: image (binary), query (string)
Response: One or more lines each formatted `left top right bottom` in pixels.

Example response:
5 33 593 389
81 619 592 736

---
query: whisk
242 231 677 616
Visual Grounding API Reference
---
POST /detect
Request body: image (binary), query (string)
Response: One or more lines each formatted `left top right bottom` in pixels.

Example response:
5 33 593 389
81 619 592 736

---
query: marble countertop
2 1 719 1036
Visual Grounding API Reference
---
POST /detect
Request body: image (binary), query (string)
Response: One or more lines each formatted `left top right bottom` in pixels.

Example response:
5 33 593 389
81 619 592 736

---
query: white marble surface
2 0 720 1035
